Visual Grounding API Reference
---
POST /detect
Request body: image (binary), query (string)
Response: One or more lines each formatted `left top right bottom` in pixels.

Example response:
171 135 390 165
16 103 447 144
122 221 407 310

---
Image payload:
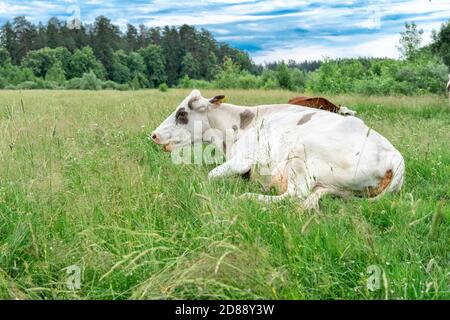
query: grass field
0 89 448 300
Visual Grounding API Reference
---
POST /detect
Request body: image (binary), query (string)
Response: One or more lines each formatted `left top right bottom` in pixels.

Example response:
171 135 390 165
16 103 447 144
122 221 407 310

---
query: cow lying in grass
151 90 405 210
288 96 357 116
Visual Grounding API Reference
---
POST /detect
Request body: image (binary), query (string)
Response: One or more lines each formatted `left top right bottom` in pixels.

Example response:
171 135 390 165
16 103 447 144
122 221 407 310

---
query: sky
0 0 449 63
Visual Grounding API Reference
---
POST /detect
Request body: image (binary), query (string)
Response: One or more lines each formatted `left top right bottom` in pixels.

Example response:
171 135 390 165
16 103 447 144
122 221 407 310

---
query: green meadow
0 89 448 299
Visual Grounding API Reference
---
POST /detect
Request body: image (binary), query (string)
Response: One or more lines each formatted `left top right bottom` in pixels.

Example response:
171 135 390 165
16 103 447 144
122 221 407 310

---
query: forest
0 16 449 95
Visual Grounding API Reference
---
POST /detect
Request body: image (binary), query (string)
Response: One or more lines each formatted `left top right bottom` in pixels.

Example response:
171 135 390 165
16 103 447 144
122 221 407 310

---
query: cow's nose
151 132 160 143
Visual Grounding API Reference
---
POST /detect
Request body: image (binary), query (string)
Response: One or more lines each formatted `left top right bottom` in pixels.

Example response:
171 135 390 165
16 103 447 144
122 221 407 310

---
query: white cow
151 90 405 209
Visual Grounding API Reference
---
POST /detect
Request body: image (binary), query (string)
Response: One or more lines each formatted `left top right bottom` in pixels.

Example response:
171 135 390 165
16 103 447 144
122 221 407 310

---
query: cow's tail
370 153 405 202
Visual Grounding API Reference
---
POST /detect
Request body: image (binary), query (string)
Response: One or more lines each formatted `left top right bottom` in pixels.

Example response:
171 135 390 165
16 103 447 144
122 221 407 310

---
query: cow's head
151 90 225 152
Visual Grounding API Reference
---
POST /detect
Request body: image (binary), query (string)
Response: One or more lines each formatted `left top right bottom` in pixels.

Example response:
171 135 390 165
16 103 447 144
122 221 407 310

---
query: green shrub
236 72 259 89
158 83 169 92
258 70 279 89
80 71 102 90
304 55 449 95
65 77 83 89
131 72 149 89
262 78 279 90
289 68 307 91
0 77 7 89
353 77 395 95
190 79 213 89
16 81 39 90
179 75 192 88
129 75 141 90
213 59 241 88
35 79 59 89
275 62 292 90
179 75 212 89
101 80 119 90
115 83 130 91
65 72 109 90
0 64 35 85
45 61 66 84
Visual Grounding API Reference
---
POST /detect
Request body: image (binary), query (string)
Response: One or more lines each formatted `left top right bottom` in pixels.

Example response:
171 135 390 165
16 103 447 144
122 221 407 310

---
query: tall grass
0 90 448 299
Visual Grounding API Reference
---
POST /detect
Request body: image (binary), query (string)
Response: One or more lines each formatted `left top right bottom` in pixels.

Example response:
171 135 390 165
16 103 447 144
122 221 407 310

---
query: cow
151 90 405 210
288 96 357 116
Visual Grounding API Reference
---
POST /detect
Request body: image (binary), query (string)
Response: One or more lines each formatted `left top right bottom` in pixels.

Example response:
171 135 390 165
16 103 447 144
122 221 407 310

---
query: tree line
0 15 259 88
1 16 449 94
180 21 450 96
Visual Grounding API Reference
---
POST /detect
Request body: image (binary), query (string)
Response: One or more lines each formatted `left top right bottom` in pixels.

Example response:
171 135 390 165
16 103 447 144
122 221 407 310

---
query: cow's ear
209 95 226 106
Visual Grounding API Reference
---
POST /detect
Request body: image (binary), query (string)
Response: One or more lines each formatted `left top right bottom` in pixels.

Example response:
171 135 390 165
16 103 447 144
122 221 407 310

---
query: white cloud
252 33 401 63
0 0 449 62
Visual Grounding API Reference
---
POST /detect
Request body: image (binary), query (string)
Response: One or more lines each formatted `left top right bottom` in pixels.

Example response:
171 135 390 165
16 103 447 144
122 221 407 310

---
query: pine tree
149 27 161 45
92 16 123 79
431 20 450 68
161 26 183 85
0 22 16 63
126 24 138 52
138 24 149 48
46 18 61 48
13 16 38 62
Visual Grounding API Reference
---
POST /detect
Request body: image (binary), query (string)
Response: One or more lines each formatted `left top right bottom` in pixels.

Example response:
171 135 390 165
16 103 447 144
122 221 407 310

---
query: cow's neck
207 103 246 131
207 103 255 152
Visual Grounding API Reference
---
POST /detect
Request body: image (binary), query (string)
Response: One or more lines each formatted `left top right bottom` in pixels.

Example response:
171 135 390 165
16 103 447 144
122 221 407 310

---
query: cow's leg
240 159 315 204
208 158 251 179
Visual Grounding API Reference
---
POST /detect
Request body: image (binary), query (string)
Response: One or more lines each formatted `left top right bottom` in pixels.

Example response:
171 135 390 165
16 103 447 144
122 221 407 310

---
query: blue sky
1 0 449 63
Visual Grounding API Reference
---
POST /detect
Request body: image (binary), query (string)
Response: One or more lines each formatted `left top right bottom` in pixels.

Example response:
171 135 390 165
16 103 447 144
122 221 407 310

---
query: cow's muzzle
151 132 161 143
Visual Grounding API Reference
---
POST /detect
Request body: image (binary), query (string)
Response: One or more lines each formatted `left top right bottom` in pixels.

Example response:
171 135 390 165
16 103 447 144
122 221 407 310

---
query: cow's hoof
301 198 319 212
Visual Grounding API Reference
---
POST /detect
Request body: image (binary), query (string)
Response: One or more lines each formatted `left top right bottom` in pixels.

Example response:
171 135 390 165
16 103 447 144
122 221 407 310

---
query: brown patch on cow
297 112 315 125
240 110 255 129
289 96 341 113
356 169 394 198
175 107 189 125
